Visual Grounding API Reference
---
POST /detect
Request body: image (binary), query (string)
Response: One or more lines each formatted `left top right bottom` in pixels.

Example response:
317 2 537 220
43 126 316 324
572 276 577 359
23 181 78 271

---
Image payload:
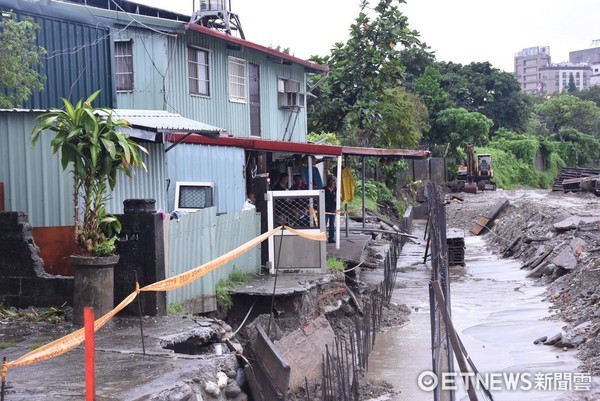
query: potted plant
31 90 146 325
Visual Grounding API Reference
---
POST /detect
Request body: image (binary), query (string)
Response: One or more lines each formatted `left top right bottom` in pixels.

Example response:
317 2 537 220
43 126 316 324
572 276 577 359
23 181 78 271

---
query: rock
552 248 577 270
226 369 237 379
168 384 194 401
570 237 587 251
543 263 557 276
555 333 584 349
204 381 220 397
224 380 242 398
554 216 600 232
533 336 548 344
217 371 228 389
544 333 562 345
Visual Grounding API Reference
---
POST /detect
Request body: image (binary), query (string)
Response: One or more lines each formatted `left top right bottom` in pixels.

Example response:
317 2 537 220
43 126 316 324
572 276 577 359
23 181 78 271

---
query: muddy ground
445 188 600 376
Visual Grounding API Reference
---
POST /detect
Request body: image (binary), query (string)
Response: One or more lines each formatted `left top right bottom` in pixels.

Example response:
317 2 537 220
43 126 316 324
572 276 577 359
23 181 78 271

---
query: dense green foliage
307 0 599 190
0 17 45 107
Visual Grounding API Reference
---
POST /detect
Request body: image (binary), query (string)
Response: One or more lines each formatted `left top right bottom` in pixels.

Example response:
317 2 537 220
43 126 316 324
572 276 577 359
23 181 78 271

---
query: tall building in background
514 46 551 94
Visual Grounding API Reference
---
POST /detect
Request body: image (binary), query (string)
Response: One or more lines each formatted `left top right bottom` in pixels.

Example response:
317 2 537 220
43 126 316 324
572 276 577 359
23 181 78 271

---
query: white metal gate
267 189 326 274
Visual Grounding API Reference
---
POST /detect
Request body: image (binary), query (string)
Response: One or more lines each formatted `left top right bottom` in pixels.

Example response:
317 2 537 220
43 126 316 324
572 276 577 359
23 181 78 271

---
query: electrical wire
109 0 178 38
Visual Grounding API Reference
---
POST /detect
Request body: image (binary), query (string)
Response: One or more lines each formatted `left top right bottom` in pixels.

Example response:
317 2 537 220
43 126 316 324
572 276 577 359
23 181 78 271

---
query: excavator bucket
464 182 477 194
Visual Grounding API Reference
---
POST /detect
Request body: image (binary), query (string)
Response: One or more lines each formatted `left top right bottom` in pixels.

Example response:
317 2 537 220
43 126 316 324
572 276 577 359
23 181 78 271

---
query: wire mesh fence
273 194 321 229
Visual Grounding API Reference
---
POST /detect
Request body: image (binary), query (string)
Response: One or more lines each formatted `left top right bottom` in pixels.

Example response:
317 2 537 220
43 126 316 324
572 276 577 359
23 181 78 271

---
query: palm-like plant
31 90 146 256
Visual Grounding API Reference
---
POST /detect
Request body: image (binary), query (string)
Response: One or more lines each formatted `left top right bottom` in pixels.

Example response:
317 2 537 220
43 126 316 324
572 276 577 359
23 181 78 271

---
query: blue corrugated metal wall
0 111 167 227
165 143 246 214
4 0 114 109
107 142 168 215
166 208 260 313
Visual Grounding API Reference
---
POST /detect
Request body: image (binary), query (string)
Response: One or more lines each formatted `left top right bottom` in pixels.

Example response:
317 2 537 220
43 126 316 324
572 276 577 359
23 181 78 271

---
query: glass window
188 47 210 96
228 56 247 102
115 41 133 91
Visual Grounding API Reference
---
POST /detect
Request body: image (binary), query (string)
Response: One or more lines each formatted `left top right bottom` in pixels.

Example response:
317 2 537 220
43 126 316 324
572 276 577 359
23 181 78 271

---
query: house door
249 63 261 137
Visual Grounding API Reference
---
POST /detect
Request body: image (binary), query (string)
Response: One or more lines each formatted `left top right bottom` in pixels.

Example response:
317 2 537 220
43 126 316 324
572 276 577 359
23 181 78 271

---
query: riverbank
446 189 600 378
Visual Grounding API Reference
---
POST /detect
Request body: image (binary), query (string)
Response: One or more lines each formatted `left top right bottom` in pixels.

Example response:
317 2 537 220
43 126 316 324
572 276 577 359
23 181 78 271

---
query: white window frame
174 181 215 212
115 40 134 92
228 56 247 103
188 46 211 97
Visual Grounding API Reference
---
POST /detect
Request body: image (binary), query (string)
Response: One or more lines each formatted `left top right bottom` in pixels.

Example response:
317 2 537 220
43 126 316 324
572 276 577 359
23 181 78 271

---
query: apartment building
539 63 591 94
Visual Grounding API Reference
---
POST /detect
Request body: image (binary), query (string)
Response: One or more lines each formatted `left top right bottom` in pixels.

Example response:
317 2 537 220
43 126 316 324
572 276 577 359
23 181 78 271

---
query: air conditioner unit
279 92 304 109
284 79 300 93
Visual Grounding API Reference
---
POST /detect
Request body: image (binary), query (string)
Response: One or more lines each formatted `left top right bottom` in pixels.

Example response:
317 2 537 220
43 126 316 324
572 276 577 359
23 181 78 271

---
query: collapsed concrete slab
274 314 336 390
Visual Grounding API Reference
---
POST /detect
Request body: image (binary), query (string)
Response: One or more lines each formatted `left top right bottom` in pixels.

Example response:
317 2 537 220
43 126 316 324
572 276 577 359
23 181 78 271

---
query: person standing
272 173 289 190
324 176 337 243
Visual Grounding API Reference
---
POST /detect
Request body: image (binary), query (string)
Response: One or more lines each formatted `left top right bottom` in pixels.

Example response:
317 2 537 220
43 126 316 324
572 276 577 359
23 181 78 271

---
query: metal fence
316 232 401 401
166 208 260 313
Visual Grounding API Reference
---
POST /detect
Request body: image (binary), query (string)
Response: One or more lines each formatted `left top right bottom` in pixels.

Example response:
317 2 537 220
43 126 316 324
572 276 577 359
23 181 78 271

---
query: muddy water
366 225 579 401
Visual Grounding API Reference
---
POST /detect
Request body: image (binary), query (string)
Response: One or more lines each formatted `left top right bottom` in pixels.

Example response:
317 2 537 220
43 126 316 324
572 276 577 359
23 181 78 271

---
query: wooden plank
469 216 489 235
469 198 509 235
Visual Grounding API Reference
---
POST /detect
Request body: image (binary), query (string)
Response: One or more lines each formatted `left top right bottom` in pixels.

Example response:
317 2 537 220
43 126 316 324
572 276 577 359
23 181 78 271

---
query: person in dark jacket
272 173 289 190
324 176 337 243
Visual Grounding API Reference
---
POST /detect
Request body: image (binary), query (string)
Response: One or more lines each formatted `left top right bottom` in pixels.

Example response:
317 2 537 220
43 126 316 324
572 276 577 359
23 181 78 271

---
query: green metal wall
166 208 261 313
114 30 309 142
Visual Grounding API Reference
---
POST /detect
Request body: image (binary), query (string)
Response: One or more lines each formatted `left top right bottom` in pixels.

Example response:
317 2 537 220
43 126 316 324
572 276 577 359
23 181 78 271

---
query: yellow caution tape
141 226 282 292
284 226 327 241
3 224 325 373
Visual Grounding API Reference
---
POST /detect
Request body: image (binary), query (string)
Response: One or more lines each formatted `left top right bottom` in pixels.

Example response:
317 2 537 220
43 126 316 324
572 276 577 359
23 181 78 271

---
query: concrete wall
0 212 73 308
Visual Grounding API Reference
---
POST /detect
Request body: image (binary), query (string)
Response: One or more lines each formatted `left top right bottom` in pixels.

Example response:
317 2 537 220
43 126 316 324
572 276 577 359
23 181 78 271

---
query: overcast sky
133 0 600 72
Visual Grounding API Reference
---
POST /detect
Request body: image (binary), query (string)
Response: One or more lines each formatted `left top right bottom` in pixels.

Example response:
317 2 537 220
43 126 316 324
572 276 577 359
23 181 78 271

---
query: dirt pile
447 190 600 375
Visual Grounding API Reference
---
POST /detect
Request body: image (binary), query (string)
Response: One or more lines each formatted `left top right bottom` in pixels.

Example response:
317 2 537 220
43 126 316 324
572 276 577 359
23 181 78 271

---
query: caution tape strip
3 224 326 375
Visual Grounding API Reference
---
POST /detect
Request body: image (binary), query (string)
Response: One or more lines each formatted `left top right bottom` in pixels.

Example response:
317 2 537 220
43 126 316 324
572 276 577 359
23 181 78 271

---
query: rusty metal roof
341 146 431 159
186 24 329 74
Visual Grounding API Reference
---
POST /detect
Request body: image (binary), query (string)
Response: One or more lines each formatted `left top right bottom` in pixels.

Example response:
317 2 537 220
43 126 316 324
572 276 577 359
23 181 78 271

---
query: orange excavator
456 145 496 193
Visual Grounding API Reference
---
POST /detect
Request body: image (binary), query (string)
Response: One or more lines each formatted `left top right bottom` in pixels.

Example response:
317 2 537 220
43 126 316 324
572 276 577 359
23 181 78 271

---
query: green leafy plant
30 90 147 256
215 268 253 313
326 257 346 272
167 303 185 314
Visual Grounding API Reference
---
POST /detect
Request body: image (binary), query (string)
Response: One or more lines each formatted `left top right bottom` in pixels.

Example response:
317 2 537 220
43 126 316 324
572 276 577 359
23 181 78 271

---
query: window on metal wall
188 47 210 96
174 182 215 211
228 56 247 102
115 41 134 92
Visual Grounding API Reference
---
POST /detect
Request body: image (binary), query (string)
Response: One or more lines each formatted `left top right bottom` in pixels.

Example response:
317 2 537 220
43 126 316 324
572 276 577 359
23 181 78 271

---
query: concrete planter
71 254 119 326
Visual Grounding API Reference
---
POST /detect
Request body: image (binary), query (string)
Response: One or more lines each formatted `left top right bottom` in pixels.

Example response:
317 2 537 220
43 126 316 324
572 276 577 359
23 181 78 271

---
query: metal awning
166 134 343 156
110 110 225 145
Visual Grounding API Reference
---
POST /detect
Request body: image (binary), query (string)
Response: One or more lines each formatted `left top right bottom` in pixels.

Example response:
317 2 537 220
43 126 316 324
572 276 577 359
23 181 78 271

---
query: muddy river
366 224 579 401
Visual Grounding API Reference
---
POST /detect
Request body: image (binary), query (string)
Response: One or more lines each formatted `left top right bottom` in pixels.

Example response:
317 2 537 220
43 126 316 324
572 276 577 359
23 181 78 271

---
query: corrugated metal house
0 0 331 310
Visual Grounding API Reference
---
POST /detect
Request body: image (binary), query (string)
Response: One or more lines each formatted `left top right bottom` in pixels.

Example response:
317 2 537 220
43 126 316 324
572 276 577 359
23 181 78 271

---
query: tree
0 17 45 107
433 107 493 156
567 73 577 93
376 87 429 149
308 0 420 145
573 85 600 107
534 95 600 138
435 61 532 133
